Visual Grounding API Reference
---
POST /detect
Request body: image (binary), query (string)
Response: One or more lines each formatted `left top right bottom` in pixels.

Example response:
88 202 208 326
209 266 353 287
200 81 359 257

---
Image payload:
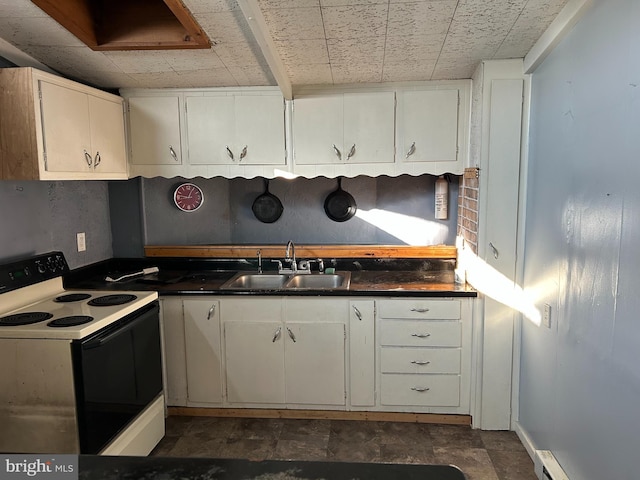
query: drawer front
381 347 460 374
380 320 461 347
220 298 282 321
381 374 460 407
378 299 460 320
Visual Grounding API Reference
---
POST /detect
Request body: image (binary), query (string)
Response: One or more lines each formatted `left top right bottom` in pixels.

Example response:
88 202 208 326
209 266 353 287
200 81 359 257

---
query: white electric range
0 251 165 455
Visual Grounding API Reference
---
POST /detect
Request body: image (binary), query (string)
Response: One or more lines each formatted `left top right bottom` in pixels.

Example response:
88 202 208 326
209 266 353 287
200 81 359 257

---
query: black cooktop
55 293 92 303
48 315 94 327
0 312 53 326
88 294 137 307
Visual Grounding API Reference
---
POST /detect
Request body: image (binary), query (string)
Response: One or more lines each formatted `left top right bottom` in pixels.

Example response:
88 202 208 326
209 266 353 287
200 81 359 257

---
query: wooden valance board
144 245 457 259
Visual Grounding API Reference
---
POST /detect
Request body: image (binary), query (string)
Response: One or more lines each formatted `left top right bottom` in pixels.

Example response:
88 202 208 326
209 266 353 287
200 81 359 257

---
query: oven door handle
83 308 154 349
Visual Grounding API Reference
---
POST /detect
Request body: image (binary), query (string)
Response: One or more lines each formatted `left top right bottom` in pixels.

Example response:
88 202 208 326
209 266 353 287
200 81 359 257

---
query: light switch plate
543 304 551 329
77 232 86 252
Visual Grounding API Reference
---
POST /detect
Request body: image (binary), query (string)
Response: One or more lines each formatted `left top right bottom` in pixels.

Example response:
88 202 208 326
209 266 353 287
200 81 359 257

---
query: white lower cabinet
223 297 346 406
161 296 471 415
183 299 223 404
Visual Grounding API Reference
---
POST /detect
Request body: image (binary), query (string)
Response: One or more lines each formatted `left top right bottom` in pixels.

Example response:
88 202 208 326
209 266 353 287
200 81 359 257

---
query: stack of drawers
378 299 461 407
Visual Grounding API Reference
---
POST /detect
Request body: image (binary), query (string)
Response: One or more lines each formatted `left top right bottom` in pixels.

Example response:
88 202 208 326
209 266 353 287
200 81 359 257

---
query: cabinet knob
239 145 247 161
489 242 499 259
272 326 282 342
411 333 431 338
286 327 297 343
94 151 101 168
410 307 430 313
84 150 93 167
352 305 362 321
410 360 431 366
346 144 356 160
406 142 416 158
332 144 342 160
207 304 216 320
169 145 179 162
226 146 234 161
410 386 430 392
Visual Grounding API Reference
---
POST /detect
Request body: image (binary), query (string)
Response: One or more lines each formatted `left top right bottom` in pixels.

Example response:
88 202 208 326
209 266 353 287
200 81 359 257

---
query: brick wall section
457 168 479 253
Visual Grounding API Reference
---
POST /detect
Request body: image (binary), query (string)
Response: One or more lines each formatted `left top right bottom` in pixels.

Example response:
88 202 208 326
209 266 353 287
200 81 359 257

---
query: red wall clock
173 183 204 212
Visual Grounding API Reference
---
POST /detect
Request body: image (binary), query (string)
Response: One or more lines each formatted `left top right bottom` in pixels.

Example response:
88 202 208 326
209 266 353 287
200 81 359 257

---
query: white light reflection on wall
355 208 450 246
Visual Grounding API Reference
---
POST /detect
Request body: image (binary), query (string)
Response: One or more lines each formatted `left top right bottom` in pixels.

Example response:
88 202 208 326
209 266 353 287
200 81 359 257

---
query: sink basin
221 273 289 290
285 273 350 290
220 271 351 291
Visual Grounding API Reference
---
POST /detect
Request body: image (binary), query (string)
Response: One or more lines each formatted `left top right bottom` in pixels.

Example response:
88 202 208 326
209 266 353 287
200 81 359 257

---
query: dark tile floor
151 416 537 480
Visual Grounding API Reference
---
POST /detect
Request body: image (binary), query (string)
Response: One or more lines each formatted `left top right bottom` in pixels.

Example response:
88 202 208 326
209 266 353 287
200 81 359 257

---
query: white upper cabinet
0 67 128 180
128 95 182 166
293 92 395 166
186 92 285 166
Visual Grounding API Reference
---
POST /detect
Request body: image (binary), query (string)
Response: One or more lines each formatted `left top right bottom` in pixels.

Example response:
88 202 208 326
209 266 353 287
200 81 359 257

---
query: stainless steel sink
220 271 351 291
285 273 350 290
221 273 289 290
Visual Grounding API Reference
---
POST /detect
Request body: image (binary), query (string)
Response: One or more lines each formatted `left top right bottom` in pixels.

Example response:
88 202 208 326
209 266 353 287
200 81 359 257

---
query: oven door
72 301 162 454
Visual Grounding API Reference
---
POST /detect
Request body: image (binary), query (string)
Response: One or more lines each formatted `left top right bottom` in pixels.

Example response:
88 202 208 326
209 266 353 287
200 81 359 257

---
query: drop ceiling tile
21 46 121 74
228 65 275 86
258 0 320 8
214 41 268 67
103 51 172 74
321 4 389 39
387 1 457 37
383 34 444 63
331 62 382 83
80 71 141 89
327 36 385 64
287 63 333 85
0 17 84 47
162 49 226 71
260 6 325 40
320 0 388 6
448 0 528 37
274 39 329 65
431 59 478 80
382 60 436 82
177 68 239 87
0 0 48 17
197 11 254 44
183 0 240 13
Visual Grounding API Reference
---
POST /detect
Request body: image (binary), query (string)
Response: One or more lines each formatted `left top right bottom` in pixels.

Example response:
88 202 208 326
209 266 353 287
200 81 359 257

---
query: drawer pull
411 333 431 338
410 308 430 313
410 387 430 392
411 360 431 365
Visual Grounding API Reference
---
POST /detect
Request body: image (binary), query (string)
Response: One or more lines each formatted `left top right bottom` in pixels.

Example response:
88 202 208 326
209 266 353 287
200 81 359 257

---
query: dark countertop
79 456 467 479
64 257 476 298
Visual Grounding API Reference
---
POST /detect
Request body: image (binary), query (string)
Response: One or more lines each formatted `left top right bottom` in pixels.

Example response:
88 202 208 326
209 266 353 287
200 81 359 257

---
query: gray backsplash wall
0 180 113 268
126 174 458 250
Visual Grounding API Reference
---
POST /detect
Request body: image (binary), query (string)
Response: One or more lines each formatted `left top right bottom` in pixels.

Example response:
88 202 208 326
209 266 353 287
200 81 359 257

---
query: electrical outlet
543 304 552 329
76 232 86 252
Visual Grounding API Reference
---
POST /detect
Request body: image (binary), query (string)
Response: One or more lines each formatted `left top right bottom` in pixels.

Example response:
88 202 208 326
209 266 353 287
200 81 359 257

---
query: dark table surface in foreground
79 456 467 480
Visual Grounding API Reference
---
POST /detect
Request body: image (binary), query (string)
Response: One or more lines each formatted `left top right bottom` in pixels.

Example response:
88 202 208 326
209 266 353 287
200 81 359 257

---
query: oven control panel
0 251 69 293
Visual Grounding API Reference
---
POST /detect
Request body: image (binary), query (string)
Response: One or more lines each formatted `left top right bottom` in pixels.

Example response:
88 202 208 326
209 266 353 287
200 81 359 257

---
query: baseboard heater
534 450 570 480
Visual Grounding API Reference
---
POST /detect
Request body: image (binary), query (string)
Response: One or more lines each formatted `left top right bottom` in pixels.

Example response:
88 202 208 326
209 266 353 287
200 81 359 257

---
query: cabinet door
293 94 343 165
128 96 182 165
183 300 223 404
88 95 127 174
284 322 345 405
400 89 459 163
343 91 395 164
224 321 285 404
234 95 285 165
186 95 235 165
160 298 187 406
39 81 92 173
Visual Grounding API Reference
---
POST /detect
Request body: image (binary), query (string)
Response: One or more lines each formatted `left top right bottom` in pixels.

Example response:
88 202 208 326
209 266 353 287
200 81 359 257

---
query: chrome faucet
285 240 297 272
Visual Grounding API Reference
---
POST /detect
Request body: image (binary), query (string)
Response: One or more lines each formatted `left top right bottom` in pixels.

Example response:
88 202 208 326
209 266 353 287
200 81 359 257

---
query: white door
400 89 459 163
224 322 285 404
284 322 345 405
88 95 127 174
234 95 285 165
128 96 182 165
186 95 235 164
293 94 344 165
343 91 395 164
183 300 223 404
39 81 92 173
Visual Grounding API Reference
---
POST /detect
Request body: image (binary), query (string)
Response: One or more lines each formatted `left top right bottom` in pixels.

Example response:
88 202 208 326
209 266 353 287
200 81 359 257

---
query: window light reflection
355 208 449 246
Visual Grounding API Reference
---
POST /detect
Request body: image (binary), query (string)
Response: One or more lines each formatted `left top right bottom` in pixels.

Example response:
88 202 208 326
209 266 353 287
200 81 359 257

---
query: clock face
173 183 204 212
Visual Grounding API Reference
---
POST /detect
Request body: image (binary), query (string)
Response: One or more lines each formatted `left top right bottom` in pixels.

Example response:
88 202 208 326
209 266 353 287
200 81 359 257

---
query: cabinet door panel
186 95 235 165
225 322 285 404
401 89 459 163
184 300 223 404
343 92 395 164
88 95 127 174
284 322 345 405
349 301 375 407
39 81 91 172
293 95 343 165
129 96 182 165
160 298 187 406
235 95 285 165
